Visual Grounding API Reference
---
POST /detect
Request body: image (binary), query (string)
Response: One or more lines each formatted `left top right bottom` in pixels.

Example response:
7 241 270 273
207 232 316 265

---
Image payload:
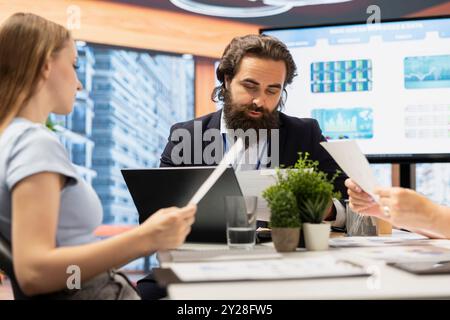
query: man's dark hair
211 34 298 109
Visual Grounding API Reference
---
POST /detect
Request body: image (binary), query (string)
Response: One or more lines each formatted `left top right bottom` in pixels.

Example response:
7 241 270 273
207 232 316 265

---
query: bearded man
160 35 347 217
132 34 350 301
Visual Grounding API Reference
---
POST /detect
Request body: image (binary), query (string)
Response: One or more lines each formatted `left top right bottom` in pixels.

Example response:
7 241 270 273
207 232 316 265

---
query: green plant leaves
263 187 300 228
263 152 341 225
297 194 331 224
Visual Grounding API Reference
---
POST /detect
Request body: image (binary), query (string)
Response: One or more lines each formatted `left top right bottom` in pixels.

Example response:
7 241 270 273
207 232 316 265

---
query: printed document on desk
329 229 428 248
355 244 450 263
169 256 369 282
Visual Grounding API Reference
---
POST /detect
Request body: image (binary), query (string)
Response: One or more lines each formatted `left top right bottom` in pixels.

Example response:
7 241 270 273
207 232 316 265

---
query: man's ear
224 75 230 90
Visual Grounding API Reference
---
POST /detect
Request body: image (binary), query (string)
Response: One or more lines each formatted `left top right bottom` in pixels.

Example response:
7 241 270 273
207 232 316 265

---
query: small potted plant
288 153 340 251
263 153 340 251
263 187 300 252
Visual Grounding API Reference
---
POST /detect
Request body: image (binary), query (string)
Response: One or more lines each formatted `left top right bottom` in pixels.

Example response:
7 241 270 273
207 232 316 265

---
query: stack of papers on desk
169 256 369 282
160 246 282 263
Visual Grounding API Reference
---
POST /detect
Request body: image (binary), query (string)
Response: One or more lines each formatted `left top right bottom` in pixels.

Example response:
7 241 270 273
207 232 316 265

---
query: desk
160 231 450 300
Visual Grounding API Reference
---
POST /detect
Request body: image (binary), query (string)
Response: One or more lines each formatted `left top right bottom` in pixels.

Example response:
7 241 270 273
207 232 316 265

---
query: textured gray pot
271 228 300 252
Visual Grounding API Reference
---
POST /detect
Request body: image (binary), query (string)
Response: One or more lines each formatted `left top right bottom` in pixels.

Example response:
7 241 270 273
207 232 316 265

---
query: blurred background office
1 0 450 298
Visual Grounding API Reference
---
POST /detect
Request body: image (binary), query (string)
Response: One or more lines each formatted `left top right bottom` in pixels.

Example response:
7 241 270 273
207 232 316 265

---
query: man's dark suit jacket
160 109 348 199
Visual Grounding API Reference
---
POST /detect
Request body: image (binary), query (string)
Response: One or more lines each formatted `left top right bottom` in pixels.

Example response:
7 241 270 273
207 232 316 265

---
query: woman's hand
345 178 385 218
346 179 441 234
374 187 437 231
138 204 197 254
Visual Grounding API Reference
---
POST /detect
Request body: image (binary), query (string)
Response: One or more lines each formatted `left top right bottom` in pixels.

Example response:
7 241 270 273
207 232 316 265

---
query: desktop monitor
262 16 450 163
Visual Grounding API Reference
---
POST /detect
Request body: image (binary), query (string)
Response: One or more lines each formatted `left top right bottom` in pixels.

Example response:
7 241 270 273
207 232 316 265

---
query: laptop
121 167 243 243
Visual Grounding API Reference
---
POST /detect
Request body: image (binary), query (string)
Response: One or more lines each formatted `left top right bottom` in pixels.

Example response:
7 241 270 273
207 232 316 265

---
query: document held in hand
320 140 379 200
188 138 244 205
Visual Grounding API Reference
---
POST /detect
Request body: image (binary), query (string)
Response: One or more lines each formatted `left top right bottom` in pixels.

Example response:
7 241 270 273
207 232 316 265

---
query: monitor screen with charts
121 167 243 243
262 16 450 163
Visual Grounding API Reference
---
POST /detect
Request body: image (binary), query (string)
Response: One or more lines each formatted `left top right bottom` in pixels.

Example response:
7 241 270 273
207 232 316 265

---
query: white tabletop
161 231 450 300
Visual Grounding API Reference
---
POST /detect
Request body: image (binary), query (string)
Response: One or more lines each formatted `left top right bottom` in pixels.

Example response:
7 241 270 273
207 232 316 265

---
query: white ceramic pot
302 222 330 251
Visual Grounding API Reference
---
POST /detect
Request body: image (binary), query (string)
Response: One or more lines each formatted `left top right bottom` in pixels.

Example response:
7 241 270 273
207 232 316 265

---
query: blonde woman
0 13 196 299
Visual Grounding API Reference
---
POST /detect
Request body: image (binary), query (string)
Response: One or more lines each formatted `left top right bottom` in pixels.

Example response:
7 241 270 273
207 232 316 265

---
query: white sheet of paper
235 169 310 221
188 138 244 205
320 140 379 199
235 170 280 221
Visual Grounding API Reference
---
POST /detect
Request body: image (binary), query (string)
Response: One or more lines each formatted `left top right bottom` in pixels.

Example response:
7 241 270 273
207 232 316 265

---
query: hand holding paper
320 140 379 201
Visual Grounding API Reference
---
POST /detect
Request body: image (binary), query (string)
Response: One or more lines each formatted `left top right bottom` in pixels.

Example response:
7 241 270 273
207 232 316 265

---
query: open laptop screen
121 167 242 243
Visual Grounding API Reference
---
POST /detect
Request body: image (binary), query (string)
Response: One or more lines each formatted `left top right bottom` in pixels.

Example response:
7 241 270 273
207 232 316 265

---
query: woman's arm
346 179 450 239
12 172 195 296
429 205 450 239
375 187 450 239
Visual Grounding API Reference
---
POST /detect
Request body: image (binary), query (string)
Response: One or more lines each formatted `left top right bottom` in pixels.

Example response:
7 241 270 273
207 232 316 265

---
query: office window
370 164 392 187
49 42 194 270
369 163 450 207
416 163 450 206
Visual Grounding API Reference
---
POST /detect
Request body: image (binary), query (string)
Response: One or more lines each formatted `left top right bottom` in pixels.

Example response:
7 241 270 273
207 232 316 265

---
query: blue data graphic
405 55 450 89
312 108 374 140
311 59 372 93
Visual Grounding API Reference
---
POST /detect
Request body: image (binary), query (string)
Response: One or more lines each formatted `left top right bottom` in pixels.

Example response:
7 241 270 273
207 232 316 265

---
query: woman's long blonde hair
0 13 71 133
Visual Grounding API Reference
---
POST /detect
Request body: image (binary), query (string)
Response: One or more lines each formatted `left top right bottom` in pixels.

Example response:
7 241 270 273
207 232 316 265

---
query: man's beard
222 90 280 136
